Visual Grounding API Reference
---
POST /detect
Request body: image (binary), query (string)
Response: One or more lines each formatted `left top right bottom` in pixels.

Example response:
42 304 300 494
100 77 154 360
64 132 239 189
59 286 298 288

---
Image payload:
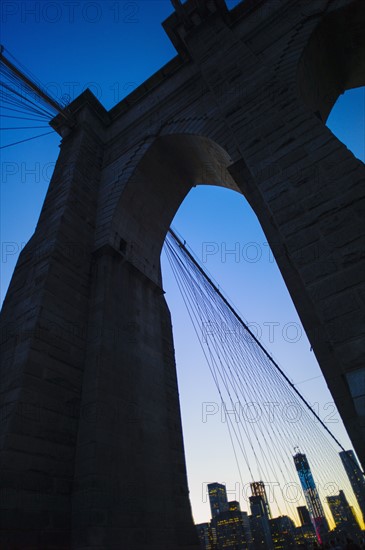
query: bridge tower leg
0 100 199 549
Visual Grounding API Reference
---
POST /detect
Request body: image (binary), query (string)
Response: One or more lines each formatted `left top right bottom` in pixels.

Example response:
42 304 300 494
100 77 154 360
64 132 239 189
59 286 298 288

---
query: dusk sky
1 0 364 527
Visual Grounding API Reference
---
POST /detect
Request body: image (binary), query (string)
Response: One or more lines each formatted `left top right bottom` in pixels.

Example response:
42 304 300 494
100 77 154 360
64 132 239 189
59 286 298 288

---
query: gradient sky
1 0 364 527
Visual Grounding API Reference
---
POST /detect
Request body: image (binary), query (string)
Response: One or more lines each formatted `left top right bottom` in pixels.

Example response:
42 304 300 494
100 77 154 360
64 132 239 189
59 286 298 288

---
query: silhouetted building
213 500 250 549
270 516 296 549
327 490 361 539
297 506 311 527
293 451 329 544
249 495 273 549
294 524 317 548
295 505 316 547
196 522 216 550
340 450 365 524
349 505 360 528
229 501 240 512
250 481 272 519
241 511 253 548
208 483 229 519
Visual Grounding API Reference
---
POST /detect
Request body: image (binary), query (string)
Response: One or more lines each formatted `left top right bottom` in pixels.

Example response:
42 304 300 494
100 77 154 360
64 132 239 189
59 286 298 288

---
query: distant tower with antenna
293 450 329 544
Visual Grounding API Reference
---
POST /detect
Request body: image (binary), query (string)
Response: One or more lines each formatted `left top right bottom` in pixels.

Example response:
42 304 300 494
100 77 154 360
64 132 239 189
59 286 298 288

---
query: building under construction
293 452 329 544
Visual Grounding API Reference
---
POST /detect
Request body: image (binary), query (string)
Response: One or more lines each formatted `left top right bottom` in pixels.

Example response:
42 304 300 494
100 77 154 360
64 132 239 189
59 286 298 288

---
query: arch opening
160 184 356 527
109 133 357 527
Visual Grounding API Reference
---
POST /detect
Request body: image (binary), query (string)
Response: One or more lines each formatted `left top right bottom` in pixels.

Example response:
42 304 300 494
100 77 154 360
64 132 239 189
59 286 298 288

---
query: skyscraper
270 516 296 549
295 505 317 547
241 511 253 548
213 500 250 549
250 481 272 519
249 495 273 550
208 482 229 519
339 450 365 524
297 505 311 527
196 522 216 550
293 451 329 544
327 490 361 538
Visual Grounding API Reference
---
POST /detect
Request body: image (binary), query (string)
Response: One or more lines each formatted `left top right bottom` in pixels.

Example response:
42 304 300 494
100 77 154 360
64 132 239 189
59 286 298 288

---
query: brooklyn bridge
0 0 364 547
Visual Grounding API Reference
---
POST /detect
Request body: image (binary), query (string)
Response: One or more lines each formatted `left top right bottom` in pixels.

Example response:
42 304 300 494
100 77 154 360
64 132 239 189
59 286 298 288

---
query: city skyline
196 446 365 532
199 470 364 532
198 468 364 549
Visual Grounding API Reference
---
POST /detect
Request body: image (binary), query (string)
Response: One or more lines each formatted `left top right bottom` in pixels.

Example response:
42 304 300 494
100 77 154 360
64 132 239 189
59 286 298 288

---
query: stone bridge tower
1 0 364 547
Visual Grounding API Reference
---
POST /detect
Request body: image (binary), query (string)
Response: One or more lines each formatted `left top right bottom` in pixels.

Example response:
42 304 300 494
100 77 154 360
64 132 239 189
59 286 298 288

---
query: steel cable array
164 228 364 527
0 47 64 149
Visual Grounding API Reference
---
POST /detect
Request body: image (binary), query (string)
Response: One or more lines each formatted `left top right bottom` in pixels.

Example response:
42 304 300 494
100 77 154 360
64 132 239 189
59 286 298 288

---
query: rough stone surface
1 0 364 547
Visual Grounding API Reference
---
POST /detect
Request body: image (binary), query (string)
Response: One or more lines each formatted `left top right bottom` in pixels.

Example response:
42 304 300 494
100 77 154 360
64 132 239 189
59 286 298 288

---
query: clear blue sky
1 0 364 526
